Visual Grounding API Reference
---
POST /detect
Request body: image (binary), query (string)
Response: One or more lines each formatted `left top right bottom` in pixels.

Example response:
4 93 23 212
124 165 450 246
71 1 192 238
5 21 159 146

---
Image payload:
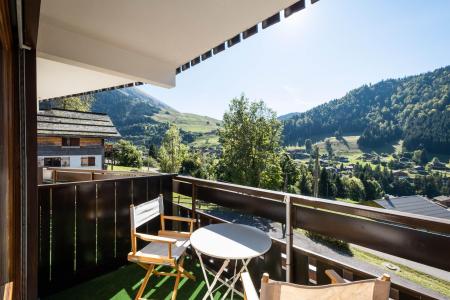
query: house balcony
37 172 450 299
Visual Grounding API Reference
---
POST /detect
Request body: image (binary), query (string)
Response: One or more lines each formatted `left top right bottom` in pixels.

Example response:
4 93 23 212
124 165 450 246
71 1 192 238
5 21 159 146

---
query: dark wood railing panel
51 185 77 290
174 177 450 272
173 177 448 300
37 175 171 296
196 185 286 223
76 183 97 279
96 181 116 268
292 248 309 285
132 177 148 205
294 205 450 272
38 187 51 295
148 176 162 200
175 176 450 234
115 180 132 260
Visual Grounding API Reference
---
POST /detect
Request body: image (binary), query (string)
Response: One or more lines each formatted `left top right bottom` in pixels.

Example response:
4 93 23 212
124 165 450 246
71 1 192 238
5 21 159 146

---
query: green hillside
40 87 220 147
282 66 450 154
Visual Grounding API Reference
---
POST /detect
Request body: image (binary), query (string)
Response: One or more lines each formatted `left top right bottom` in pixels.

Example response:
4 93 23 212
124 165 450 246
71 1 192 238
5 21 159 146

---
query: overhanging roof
37 0 316 99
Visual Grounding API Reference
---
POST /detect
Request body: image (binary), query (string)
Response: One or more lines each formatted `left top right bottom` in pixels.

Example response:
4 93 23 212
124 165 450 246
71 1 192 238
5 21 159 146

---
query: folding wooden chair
128 194 196 300
0 282 13 300
241 271 390 300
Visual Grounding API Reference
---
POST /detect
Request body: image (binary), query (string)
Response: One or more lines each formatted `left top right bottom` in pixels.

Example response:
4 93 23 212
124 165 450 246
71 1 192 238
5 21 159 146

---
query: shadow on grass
44 257 240 300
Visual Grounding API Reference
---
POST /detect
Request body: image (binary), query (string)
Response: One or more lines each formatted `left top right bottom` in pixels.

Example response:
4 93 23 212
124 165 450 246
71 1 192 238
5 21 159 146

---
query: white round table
190 223 272 300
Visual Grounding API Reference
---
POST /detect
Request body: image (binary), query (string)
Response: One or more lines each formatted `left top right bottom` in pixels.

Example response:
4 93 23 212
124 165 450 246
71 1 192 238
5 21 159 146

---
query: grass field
44 257 237 300
351 247 450 298
190 133 220 148
152 109 220 133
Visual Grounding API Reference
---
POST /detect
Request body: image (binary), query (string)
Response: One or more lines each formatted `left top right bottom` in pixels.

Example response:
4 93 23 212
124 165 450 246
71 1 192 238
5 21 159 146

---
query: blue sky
140 0 450 120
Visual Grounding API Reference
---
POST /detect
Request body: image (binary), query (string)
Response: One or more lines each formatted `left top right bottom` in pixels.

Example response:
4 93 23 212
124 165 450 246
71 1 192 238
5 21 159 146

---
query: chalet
37 109 121 169
433 195 450 208
375 195 450 220
392 170 409 180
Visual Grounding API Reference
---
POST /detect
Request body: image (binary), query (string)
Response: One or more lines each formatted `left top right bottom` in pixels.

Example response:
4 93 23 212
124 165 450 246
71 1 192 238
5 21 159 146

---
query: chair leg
171 256 186 300
135 264 154 300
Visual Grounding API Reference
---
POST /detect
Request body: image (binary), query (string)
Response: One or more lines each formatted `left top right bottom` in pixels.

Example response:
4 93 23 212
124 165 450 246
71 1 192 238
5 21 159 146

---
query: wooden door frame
0 0 40 299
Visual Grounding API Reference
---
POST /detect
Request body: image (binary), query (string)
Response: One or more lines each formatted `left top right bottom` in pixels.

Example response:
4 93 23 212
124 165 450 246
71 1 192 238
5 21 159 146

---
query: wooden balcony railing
37 174 174 296
37 173 450 299
173 175 450 300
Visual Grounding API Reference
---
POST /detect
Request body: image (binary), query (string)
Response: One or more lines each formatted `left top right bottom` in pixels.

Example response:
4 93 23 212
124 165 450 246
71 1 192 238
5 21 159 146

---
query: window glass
44 157 61 167
88 157 95 166
62 137 80 147
81 157 95 167
61 157 70 167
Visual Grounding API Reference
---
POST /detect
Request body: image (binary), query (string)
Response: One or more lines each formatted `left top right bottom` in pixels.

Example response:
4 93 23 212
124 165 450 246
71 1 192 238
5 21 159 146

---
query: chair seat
129 236 190 265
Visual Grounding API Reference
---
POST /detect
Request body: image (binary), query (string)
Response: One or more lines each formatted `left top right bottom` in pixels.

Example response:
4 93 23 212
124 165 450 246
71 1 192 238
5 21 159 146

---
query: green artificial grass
44 257 242 300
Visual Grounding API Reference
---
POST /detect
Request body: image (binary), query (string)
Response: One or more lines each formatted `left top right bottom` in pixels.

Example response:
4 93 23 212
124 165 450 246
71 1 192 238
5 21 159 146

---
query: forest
282 66 450 153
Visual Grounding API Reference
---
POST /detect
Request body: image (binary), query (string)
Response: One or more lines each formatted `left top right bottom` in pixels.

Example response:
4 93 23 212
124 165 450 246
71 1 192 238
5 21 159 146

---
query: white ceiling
37 0 299 99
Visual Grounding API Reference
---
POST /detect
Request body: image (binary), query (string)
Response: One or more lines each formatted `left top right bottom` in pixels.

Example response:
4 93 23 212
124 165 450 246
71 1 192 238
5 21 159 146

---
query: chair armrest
241 272 259 300
163 215 196 223
325 269 346 284
135 233 176 244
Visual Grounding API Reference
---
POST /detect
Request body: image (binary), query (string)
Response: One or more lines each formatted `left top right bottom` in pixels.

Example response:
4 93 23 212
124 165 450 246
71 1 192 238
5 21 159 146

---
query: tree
298 164 313 195
334 175 345 198
335 128 343 140
280 153 300 193
217 95 283 189
115 139 143 168
318 167 335 198
413 149 428 165
313 145 320 197
158 124 187 173
304 139 312 154
148 144 158 159
325 139 334 159
342 176 365 201
53 95 93 112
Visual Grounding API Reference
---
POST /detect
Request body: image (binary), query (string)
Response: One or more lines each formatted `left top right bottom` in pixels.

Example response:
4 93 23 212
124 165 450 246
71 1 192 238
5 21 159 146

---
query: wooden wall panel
37 136 61 146
80 138 102 147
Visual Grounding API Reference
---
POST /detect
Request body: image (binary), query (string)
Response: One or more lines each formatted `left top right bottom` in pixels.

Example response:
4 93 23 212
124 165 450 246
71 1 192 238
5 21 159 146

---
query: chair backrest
130 195 164 231
260 278 390 300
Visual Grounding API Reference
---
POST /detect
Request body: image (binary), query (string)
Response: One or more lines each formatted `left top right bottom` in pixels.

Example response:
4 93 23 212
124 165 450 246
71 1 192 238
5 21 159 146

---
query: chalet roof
434 195 450 203
37 109 121 138
375 195 450 220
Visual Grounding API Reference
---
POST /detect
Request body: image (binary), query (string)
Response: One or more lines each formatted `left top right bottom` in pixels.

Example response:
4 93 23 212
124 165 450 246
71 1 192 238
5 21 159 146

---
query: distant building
375 195 450 220
392 170 409 178
414 165 425 171
429 160 448 170
433 196 450 208
37 109 121 170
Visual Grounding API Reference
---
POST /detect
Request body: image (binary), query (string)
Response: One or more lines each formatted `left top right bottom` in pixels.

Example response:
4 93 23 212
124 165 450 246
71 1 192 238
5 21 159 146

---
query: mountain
282 66 450 154
40 87 220 147
278 112 301 121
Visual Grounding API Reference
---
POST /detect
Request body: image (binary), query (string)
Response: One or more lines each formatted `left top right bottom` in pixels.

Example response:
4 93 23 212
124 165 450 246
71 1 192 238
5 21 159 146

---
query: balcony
37 172 450 299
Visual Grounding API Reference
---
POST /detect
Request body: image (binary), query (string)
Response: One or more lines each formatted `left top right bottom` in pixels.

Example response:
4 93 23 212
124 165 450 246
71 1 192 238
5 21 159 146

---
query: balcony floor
43 257 241 300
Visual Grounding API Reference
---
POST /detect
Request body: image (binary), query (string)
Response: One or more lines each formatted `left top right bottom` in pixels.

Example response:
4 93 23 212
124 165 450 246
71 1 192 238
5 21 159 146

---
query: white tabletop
190 223 272 260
